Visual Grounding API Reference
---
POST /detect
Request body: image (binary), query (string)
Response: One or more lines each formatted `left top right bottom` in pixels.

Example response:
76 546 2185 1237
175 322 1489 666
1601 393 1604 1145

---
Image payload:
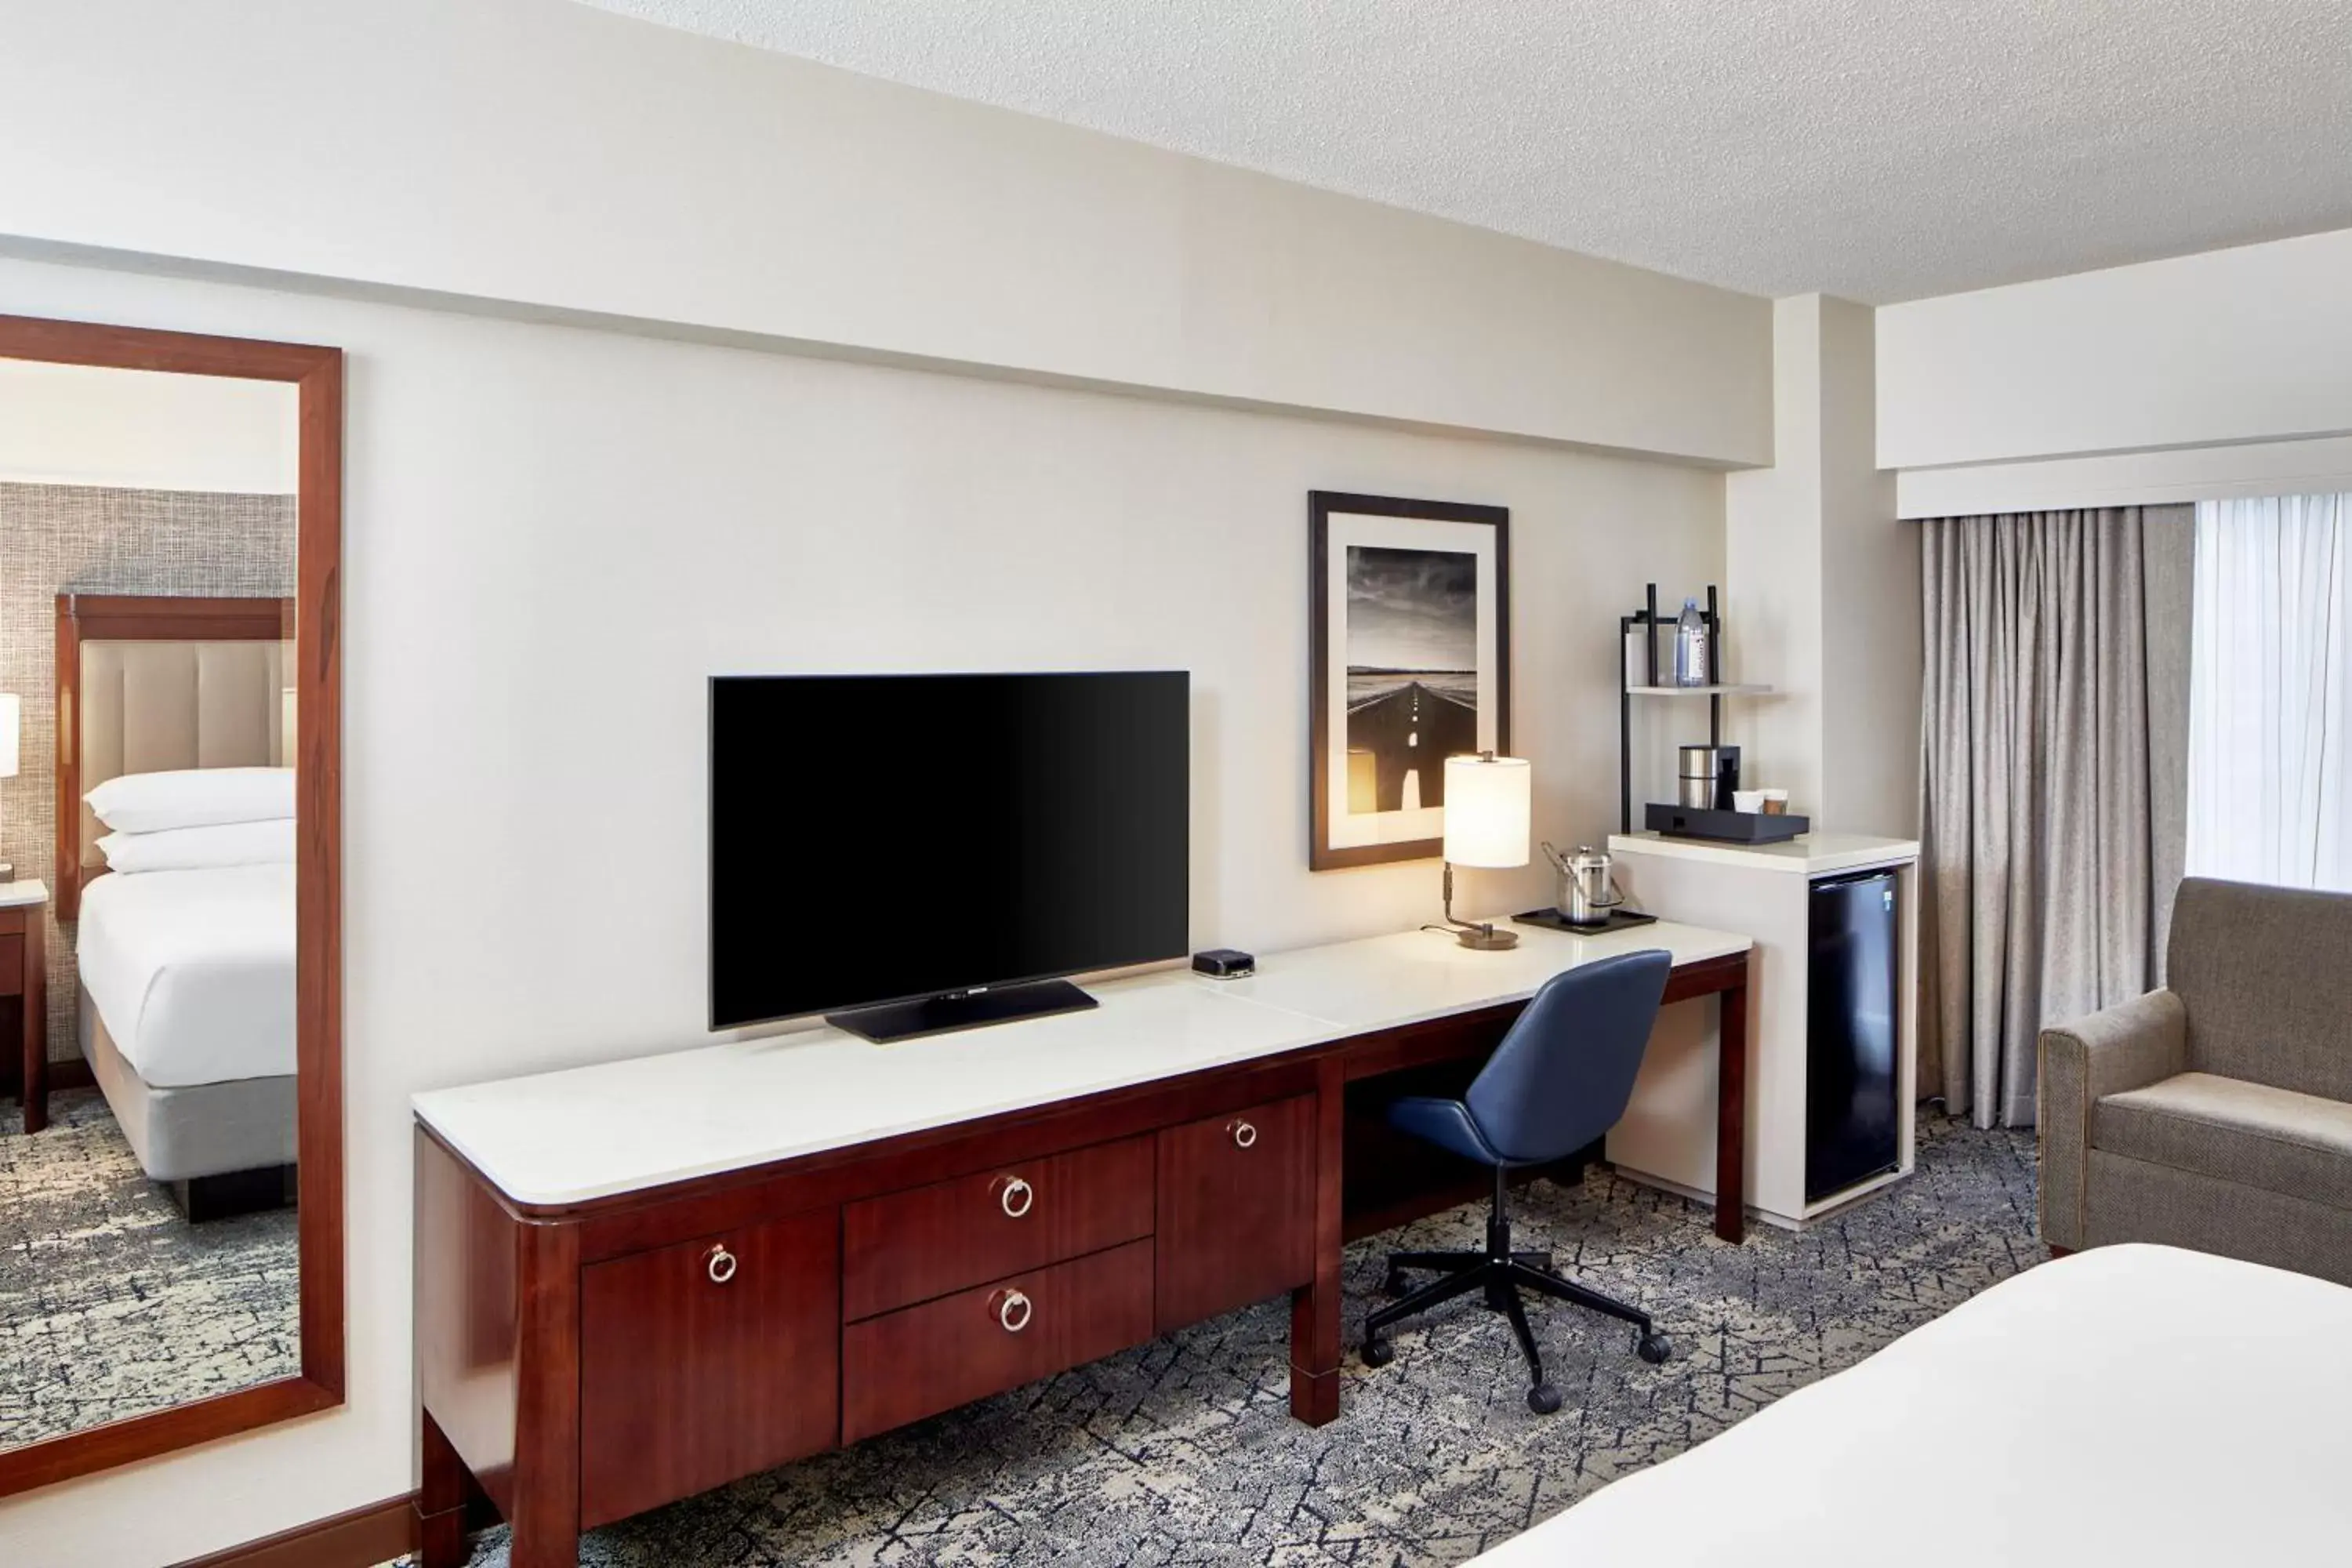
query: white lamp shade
1443 753 1530 868
0 693 19 780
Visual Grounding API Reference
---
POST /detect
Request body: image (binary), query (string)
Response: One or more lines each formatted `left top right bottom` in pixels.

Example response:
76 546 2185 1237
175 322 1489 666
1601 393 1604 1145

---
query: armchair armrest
2038 989 2188 1250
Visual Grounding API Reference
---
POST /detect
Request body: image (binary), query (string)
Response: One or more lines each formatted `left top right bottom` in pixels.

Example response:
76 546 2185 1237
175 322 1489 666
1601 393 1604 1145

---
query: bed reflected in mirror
0 356 303 1452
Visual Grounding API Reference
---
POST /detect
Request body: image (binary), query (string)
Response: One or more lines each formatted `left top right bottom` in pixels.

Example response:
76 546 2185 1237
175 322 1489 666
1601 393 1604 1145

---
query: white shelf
1624 683 1775 697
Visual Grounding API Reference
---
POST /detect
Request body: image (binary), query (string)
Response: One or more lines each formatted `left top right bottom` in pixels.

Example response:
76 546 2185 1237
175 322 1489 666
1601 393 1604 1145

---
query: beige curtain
1918 506 2192 1127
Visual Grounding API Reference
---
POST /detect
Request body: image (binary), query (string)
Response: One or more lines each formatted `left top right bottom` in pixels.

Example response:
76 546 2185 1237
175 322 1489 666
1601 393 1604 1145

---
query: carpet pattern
409 1115 2038 1566
0 1087 300 1448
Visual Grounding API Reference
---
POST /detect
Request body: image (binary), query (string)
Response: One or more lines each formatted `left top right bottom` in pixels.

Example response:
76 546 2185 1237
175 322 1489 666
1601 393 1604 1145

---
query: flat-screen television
710 671 1189 1040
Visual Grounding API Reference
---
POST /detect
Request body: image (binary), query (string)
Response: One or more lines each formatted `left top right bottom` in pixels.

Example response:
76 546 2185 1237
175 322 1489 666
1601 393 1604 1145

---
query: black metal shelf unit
1618 582 1726 835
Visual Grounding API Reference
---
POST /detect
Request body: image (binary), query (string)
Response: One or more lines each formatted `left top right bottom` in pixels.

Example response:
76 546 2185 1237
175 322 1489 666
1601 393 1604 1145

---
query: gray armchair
2039 877 2352 1286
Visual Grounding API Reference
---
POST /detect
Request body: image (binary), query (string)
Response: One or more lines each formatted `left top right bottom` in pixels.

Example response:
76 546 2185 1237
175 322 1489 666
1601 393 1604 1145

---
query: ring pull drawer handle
706 1243 738 1286
993 1174 1035 1218
1229 1120 1258 1149
992 1287 1033 1334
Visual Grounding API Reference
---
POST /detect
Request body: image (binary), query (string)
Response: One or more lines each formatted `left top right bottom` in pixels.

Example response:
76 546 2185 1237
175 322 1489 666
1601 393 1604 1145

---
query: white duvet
77 862 296 1088
1473 1244 2352 1566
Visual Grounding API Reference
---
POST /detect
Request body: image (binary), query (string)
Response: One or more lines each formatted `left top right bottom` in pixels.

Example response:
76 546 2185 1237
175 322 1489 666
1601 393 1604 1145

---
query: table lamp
1436 750 1530 950
0 693 18 883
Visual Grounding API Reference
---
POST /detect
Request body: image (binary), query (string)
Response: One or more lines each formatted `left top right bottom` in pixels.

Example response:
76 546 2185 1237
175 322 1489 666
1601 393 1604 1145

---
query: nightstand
0 881 50 1134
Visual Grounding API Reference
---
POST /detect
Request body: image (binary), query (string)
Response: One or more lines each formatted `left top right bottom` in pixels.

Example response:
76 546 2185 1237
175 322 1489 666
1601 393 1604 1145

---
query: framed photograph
1308 491 1510 869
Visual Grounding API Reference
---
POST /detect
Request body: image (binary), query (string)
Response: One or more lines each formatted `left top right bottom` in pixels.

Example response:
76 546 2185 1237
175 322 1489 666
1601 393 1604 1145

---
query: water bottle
1673 597 1710 687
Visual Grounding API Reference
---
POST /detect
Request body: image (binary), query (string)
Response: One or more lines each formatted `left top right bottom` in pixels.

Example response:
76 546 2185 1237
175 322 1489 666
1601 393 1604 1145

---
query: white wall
1816 300 1916 838
1726 296 1914 836
1879 227 2352 473
0 360 295 492
0 251 1724 1565
0 0 1771 467
1726 297 1827 812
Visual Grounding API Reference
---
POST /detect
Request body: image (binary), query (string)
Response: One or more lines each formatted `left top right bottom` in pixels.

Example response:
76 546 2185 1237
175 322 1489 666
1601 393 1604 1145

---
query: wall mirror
0 315 341 1496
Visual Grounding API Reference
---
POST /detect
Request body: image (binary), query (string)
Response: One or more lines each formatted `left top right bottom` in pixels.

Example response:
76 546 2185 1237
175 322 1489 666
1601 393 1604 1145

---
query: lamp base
1439 860 1521 950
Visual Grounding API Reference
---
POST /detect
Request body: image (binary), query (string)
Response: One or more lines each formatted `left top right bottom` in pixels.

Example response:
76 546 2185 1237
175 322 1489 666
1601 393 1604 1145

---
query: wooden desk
412 922 1751 1567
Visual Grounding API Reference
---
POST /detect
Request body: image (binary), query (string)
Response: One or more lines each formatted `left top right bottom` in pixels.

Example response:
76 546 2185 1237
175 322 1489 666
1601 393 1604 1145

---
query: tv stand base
828 978 1099 1043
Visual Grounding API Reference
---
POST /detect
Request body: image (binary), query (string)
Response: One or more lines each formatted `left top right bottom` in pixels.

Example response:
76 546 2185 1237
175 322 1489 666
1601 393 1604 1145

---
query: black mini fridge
1806 869 1901 1203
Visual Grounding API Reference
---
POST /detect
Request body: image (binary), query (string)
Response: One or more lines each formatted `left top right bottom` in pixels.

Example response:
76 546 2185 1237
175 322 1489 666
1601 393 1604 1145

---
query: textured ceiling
577 0 2352 303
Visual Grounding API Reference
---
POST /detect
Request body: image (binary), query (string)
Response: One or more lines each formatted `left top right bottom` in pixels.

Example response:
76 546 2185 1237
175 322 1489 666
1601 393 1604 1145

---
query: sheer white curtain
2187 493 2350 892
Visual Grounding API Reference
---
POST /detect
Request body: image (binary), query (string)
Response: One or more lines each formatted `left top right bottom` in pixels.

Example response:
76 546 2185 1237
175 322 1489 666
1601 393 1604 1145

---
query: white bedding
1473 1244 2352 1566
76 862 296 1088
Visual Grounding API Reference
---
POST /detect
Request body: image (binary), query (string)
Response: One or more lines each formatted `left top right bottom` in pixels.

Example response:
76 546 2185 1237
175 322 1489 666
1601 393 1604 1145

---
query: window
2186 493 2350 892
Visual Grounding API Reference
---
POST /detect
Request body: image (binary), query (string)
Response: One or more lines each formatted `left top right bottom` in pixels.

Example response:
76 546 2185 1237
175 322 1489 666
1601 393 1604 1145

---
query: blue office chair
1362 949 1674 1413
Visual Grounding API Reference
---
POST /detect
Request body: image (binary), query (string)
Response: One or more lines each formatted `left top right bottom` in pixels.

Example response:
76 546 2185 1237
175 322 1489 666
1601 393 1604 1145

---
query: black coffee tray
1644 802 1809 844
1512 907 1659 935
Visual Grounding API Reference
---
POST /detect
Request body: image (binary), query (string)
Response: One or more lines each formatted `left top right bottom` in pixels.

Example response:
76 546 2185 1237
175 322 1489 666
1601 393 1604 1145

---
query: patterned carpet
408 1115 2038 1566
0 1087 300 1447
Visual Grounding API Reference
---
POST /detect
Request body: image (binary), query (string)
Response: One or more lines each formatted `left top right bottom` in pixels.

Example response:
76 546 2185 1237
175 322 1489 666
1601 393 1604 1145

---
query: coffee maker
1676 744 1741 810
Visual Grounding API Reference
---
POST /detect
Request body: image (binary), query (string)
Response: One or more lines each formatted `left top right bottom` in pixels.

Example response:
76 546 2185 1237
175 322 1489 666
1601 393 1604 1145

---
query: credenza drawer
0 933 21 997
579 1207 840 1530
1155 1094 1316 1332
841 1134 1154 1320
840 1238 1154 1443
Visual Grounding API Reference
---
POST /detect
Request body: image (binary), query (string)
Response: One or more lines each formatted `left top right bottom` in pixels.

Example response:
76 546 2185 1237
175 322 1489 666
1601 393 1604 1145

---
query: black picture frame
1308 491 1511 870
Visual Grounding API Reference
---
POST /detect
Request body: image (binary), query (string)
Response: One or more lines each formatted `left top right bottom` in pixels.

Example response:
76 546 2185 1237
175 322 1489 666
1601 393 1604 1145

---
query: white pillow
85 768 295 834
98 818 296 874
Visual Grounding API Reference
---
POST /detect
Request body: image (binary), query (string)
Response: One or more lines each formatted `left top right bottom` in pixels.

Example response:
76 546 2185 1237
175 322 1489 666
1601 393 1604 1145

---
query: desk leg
1714 954 1750 1244
1289 1058 1345 1425
417 1410 471 1568
20 916 45 1135
510 1221 582 1568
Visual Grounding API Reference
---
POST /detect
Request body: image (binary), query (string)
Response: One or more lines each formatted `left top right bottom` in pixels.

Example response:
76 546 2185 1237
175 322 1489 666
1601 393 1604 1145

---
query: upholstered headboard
55 594 295 919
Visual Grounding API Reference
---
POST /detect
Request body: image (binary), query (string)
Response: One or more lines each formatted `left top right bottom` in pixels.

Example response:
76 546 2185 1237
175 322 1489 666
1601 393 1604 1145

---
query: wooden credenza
415 927 1751 1567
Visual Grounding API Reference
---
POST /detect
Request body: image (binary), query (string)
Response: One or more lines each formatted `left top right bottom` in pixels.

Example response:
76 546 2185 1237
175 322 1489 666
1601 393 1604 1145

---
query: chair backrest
2169 877 2352 1102
1465 949 1673 1163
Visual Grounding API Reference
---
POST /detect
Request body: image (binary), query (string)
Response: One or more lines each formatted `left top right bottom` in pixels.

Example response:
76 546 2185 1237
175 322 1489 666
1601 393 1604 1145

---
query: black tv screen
710 671 1190 1030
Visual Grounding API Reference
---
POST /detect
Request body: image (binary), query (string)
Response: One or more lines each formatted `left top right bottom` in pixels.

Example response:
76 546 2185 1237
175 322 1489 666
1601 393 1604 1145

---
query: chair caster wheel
1527 1382 1563 1414
1638 1332 1672 1365
1362 1337 1394 1368
1383 1268 1411 1298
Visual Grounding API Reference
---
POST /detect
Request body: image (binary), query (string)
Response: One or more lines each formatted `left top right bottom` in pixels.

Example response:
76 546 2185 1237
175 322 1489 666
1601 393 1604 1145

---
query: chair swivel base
1361 1203 1670 1414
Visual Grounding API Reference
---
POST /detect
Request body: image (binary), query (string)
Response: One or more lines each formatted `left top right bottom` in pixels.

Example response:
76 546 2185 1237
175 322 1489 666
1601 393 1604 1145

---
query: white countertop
412 918 1750 1208
1608 831 1920 875
1203 918 1740 1033
0 879 49 909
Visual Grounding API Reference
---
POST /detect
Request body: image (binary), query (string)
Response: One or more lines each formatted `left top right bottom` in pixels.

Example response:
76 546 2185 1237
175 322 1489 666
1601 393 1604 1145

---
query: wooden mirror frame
0 314 343 1497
